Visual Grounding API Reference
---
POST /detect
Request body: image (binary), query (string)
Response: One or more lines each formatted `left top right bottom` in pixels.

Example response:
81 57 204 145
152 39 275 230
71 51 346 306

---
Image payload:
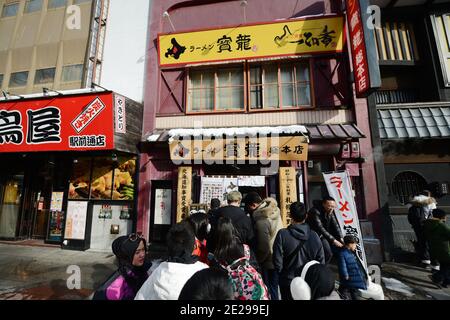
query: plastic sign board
0 93 114 152
346 0 381 97
159 16 345 67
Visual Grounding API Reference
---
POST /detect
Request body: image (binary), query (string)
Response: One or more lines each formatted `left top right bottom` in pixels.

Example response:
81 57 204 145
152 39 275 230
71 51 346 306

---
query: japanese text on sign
323 171 368 271
159 16 344 66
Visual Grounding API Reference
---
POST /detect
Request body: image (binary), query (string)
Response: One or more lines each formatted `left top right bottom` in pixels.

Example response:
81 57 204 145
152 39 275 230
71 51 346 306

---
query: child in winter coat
337 235 368 300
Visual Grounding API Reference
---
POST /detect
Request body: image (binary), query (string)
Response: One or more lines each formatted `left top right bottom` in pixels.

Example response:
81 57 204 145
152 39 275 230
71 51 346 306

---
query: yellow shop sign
158 16 345 67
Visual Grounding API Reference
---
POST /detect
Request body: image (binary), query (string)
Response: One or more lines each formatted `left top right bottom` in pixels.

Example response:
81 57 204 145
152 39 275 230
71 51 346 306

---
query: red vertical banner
346 0 380 97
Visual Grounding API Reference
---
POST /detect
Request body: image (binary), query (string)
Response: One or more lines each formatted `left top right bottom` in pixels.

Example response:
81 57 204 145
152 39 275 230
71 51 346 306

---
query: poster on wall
50 192 64 212
200 177 224 206
64 201 88 240
323 171 368 271
154 189 172 225
222 178 239 203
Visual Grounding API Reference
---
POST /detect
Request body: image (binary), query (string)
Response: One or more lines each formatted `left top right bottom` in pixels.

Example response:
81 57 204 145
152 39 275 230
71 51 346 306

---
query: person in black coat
273 201 325 300
306 197 344 264
207 191 255 254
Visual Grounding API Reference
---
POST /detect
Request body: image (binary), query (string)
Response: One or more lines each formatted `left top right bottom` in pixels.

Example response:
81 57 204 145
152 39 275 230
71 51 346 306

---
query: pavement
0 241 449 300
0 243 116 300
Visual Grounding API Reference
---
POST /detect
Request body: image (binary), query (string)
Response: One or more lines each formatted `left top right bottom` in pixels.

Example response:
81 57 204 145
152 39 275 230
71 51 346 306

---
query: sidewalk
0 243 116 300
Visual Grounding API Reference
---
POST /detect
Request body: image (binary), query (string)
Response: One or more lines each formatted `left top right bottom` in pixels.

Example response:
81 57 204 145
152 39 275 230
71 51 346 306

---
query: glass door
0 175 24 239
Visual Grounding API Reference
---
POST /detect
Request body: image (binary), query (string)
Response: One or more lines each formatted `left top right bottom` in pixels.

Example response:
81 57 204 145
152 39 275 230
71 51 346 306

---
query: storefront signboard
279 167 298 226
159 16 345 67
169 136 308 162
176 167 192 222
0 93 114 152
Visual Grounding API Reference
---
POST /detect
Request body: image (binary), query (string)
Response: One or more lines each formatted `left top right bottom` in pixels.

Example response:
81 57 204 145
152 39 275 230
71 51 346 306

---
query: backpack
220 244 269 300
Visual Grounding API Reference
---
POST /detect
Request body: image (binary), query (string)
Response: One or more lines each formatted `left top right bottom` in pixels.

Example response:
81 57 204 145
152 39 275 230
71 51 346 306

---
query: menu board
64 201 88 240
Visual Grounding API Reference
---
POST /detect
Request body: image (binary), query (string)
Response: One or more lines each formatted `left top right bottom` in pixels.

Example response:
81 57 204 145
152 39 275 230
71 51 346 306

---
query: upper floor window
0 74 4 88
1 2 19 18
187 67 244 113
186 61 312 113
9 71 29 87
34 67 56 84
25 0 43 14
431 14 450 87
61 64 83 82
48 0 67 9
250 63 311 110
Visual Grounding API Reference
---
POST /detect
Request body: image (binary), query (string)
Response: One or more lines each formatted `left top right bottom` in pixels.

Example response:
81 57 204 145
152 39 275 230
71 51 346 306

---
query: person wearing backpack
272 201 325 300
210 217 269 300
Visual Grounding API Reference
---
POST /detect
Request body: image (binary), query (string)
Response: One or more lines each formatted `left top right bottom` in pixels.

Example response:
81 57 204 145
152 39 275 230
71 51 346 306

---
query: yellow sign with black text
158 16 345 67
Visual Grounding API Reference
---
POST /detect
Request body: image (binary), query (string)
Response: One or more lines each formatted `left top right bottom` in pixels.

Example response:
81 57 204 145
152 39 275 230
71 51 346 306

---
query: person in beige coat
253 197 283 300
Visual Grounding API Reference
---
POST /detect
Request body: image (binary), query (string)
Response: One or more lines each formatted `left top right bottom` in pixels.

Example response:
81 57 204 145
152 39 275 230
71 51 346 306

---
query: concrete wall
99 0 151 102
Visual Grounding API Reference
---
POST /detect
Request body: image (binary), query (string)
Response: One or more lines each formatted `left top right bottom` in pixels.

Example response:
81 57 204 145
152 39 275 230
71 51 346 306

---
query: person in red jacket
186 211 210 264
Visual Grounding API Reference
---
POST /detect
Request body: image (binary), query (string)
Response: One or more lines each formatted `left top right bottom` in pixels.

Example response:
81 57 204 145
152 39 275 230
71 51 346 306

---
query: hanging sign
279 167 298 227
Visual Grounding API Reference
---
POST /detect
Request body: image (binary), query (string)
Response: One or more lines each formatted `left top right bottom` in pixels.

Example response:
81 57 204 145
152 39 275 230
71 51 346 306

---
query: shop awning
145 124 365 142
377 105 450 139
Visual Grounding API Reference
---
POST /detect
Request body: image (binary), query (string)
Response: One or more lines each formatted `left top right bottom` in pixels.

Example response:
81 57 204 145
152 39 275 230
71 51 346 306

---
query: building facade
369 0 450 255
138 0 383 259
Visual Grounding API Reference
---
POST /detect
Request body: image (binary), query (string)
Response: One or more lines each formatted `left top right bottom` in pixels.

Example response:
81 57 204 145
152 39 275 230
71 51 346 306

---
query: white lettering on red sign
350 11 359 32
352 30 363 49
71 97 106 134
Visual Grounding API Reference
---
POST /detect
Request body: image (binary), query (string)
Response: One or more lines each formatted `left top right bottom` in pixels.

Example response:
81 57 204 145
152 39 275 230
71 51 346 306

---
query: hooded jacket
253 198 284 269
423 219 450 264
134 261 208 300
408 195 437 227
272 223 325 286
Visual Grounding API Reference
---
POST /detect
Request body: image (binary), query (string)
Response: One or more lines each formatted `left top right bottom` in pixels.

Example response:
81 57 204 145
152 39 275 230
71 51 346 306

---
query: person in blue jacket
337 235 368 300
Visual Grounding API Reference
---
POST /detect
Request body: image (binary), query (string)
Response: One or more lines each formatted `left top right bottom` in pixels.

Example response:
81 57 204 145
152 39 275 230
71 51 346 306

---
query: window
187 67 245 112
48 0 66 9
25 0 43 14
250 63 311 110
73 0 91 4
431 14 450 87
34 67 56 84
391 171 427 205
9 71 29 87
0 74 3 88
61 64 83 82
1 2 19 17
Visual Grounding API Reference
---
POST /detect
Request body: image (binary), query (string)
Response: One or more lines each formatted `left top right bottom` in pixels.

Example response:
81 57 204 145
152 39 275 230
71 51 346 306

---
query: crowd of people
93 188 449 300
93 190 374 300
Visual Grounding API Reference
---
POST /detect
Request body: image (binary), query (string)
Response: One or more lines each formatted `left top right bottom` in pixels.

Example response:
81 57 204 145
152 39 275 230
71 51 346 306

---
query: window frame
1 2 19 18
186 64 247 115
34 67 56 85
247 60 314 112
47 0 67 10
61 64 84 83
184 59 315 115
24 0 43 14
9 71 29 88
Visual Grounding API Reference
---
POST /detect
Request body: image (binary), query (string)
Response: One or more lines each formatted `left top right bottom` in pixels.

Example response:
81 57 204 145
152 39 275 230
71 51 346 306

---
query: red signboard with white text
0 92 114 152
346 0 380 97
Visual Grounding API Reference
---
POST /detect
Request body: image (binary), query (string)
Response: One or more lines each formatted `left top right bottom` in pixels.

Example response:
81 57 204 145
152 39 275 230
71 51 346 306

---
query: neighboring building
139 0 382 258
0 0 99 95
0 0 150 251
369 0 450 255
